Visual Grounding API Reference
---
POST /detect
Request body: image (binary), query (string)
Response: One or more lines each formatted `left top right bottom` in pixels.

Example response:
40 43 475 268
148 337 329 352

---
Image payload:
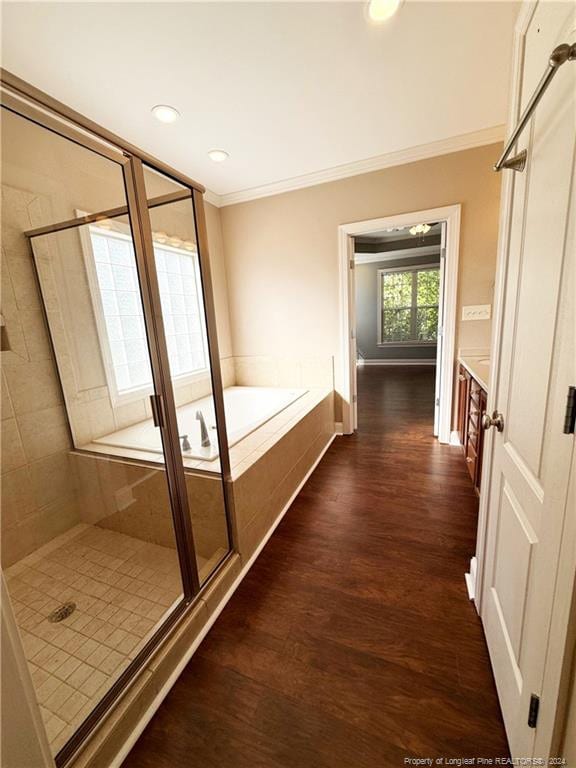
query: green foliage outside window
381 266 439 344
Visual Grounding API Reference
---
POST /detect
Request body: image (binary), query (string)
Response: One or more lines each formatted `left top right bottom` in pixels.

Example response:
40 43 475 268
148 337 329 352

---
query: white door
349 236 358 431
481 1 575 758
433 221 447 437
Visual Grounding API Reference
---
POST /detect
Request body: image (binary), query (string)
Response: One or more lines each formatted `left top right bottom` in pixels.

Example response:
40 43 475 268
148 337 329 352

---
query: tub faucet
196 411 211 448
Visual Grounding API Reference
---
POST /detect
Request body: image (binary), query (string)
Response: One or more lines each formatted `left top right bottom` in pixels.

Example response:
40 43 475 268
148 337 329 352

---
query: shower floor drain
48 602 76 623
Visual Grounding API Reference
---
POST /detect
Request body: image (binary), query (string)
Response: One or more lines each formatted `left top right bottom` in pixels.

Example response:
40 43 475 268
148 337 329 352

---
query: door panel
492 482 535 658
141 165 231 584
481 1 575 757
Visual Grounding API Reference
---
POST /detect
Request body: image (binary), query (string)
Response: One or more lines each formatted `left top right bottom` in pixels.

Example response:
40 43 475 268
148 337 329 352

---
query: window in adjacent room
378 265 440 345
82 222 208 405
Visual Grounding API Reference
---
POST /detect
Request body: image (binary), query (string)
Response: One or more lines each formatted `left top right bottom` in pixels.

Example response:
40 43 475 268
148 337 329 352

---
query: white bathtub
92 386 307 461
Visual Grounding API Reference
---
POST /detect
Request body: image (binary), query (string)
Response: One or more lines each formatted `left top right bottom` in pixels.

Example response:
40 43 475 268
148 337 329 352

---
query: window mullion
411 271 418 341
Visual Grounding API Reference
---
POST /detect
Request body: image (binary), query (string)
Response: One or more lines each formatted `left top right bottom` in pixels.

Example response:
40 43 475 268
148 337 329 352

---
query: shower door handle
150 394 165 428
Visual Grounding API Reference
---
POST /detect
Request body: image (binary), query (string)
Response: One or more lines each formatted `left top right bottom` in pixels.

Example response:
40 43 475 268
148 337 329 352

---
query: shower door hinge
149 394 164 428
528 693 540 729
563 386 576 434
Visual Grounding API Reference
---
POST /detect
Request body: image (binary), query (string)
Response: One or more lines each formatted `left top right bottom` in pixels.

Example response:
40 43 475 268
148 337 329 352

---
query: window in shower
81 221 209 406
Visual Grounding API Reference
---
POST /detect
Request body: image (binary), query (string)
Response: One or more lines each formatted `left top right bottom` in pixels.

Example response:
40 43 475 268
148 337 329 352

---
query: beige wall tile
113 399 147 431
36 495 81 549
1 370 15 420
30 452 75 510
19 308 53 362
71 454 105 524
1 465 35 528
5 252 42 310
5 358 63 415
220 356 236 388
87 397 115 440
1 417 27 472
18 404 72 463
1 512 43 566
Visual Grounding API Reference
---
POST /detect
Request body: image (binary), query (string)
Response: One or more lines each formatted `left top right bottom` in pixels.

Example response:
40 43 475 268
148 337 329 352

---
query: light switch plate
462 304 491 321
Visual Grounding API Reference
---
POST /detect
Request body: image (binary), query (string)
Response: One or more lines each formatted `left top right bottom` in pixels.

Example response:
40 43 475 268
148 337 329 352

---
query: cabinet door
475 388 488 493
457 366 470 449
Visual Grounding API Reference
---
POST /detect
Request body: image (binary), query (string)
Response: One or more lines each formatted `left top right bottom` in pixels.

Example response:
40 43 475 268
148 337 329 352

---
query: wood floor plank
122 366 509 767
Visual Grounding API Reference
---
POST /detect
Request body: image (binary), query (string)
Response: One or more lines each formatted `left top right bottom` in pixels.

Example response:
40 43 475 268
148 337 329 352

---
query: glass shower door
1 105 188 759
139 164 232 585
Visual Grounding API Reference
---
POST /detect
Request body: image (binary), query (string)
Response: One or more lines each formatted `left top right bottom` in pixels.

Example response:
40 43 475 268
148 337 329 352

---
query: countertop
458 356 490 391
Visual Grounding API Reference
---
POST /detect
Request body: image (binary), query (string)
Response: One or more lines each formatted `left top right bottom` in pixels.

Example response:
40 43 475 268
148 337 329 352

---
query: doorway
337 205 461 442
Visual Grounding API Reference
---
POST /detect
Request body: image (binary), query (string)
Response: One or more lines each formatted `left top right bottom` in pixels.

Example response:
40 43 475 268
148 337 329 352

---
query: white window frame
78 213 210 407
377 263 440 347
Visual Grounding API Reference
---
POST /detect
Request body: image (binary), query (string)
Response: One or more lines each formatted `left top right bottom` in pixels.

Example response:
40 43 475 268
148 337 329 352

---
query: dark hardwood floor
123 366 509 767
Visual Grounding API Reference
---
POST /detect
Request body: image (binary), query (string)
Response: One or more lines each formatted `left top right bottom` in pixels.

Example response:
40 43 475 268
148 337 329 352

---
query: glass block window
87 225 208 402
379 265 440 345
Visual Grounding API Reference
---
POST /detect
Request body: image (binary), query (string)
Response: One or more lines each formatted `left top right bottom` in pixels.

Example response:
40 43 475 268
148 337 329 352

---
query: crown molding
203 189 222 208
204 124 505 208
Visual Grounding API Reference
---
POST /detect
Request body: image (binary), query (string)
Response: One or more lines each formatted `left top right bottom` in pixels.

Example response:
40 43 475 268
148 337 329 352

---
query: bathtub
92 386 307 461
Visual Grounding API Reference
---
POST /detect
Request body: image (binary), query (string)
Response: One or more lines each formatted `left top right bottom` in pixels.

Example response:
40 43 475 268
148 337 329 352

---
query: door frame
337 204 461 442
473 0 576 755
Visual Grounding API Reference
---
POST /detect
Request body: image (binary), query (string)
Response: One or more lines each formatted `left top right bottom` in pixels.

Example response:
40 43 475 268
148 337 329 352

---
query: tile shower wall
233 355 334 389
1 185 80 566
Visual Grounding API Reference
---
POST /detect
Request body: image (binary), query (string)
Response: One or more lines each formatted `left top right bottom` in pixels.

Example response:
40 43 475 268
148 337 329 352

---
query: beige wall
220 142 503 420
205 201 233 361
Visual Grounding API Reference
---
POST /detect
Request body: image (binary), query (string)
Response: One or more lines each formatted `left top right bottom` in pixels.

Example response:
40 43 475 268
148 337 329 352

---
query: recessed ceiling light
367 0 403 22
208 149 230 163
151 104 180 124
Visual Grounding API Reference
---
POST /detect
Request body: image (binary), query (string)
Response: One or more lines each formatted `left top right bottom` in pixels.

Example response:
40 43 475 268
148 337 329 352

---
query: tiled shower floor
5 524 183 754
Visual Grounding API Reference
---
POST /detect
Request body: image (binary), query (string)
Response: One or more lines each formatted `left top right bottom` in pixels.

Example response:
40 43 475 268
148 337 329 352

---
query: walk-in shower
1 74 231 762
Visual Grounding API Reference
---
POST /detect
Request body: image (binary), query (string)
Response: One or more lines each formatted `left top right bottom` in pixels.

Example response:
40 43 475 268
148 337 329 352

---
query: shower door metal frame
1 69 234 766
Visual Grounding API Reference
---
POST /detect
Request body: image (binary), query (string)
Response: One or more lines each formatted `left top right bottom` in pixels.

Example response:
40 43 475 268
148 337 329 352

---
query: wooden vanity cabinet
457 363 487 495
457 366 471 447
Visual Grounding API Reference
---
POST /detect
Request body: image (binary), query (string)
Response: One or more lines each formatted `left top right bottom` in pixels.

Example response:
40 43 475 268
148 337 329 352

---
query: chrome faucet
196 411 211 448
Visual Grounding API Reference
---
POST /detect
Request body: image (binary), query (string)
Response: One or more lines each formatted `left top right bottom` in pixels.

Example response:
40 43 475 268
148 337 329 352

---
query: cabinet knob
482 410 504 432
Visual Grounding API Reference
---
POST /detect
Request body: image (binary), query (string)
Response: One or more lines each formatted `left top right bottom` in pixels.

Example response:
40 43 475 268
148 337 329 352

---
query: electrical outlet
462 304 491 321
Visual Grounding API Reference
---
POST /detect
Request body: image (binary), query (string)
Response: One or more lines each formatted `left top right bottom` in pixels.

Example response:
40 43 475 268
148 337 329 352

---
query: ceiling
356 222 442 245
1 2 519 202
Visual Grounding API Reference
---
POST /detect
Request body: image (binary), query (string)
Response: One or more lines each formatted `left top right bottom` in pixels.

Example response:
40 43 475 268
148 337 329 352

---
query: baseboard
360 359 436 366
465 556 478 602
109 431 337 768
450 430 461 446
334 421 344 435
